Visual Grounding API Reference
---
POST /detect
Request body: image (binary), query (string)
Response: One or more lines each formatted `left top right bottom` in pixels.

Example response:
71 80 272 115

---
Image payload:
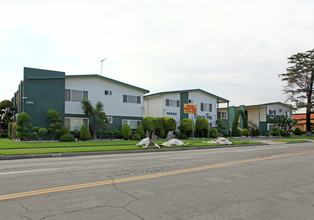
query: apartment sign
184 104 197 114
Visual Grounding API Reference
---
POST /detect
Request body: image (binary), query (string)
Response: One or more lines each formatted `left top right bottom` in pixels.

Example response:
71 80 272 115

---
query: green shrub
196 117 209 138
0 132 8 138
121 124 132 140
282 132 291 137
293 127 302 136
132 132 141 140
136 125 146 139
60 126 70 136
142 117 158 139
73 129 80 139
32 127 39 133
178 132 188 139
209 128 218 138
232 109 248 136
271 127 280 137
179 118 194 137
255 128 260 136
163 117 176 136
60 134 75 142
155 118 166 138
265 131 269 137
38 127 48 141
31 132 39 140
108 130 114 139
97 130 103 139
80 125 91 141
114 129 121 139
16 112 32 141
242 128 249 137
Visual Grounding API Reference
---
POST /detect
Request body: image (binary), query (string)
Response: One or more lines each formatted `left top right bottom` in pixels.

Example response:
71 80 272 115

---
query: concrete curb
0 143 267 160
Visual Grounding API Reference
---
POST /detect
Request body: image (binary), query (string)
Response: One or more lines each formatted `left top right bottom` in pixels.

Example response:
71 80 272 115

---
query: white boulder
161 138 188 147
203 137 232 145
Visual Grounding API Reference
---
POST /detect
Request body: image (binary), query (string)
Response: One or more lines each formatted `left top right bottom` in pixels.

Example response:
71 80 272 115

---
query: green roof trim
66 74 149 93
145 89 229 103
26 76 66 80
219 102 293 110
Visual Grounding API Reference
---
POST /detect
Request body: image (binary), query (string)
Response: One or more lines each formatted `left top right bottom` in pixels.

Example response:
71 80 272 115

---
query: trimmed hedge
60 134 75 142
80 125 91 141
121 124 132 140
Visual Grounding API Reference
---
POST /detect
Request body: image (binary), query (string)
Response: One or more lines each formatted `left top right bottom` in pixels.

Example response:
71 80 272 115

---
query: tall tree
0 100 14 133
279 49 314 133
81 99 108 140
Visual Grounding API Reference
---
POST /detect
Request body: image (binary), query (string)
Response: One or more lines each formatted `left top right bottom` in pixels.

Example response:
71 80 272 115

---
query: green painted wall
106 115 143 131
259 122 267 135
23 67 65 128
228 106 235 126
180 92 189 121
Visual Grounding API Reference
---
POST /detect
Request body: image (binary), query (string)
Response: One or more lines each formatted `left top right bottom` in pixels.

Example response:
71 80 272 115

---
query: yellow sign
184 104 197 114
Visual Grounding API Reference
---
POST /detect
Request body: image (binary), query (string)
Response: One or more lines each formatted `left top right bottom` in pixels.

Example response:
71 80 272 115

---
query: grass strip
273 139 308 143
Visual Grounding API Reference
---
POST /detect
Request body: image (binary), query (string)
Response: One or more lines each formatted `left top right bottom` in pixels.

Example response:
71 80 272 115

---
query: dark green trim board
180 92 189 121
66 75 149 94
145 89 229 103
228 106 235 127
23 67 65 128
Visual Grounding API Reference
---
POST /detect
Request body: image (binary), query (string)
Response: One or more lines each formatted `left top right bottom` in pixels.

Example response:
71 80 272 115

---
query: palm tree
81 99 108 140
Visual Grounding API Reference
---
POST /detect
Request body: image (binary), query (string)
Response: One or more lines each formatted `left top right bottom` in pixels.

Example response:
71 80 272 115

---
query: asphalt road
1 142 314 219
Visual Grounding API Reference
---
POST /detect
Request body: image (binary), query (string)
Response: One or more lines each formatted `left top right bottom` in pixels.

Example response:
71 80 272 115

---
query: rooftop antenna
100 58 107 75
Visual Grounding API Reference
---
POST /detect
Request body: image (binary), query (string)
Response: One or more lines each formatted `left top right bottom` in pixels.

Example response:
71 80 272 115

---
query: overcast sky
1 0 313 108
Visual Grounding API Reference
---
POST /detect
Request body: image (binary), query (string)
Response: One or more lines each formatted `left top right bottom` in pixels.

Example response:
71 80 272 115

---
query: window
166 99 180 107
122 119 141 129
201 103 212 112
64 118 89 131
105 90 112 96
189 99 193 103
65 89 88 102
123 95 141 104
269 110 276 115
107 117 113 123
219 111 227 119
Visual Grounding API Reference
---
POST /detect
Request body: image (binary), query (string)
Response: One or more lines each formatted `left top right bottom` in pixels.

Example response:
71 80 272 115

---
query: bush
108 130 114 139
155 118 166 138
32 127 39 133
255 128 260 136
196 117 209 138
60 134 75 142
60 126 70 136
16 112 31 141
265 131 269 137
282 132 291 137
163 117 176 136
209 128 218 138
132 132 141 140
0 132 8 138
271 127 281 137
178 132 188 139
121 124 132 140
73 129 80 139
242 128 249 137
136 125 146 139
38 127 48 141
179 118 194 137
31 132 39 140
142 117 158 139
80 125 91 141
293 127 302 136
114 129 121 139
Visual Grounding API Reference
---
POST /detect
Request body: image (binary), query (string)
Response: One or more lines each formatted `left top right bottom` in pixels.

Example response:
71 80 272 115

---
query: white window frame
107 117 113 123
65 89 88 102
64 117 89 131
122 119 141 129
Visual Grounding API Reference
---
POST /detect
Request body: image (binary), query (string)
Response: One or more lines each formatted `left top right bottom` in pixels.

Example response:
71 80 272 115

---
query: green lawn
0 138 262 155
273 139 309 143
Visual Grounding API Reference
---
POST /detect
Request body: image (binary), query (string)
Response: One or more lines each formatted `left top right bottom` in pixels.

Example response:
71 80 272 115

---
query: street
1 141 314 219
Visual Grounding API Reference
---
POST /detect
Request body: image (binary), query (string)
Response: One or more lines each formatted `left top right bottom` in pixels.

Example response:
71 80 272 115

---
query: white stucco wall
162 93 181 125
188 91 217 127
144 96 163 117
267 104 292 118
65 77 145 117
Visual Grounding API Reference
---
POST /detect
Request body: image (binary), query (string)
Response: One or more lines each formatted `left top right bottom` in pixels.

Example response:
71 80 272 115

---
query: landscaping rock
203 137 233 145
161 139 188 147
136 138 160 149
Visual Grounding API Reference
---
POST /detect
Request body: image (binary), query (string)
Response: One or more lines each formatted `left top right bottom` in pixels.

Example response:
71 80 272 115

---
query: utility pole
100 58 106 75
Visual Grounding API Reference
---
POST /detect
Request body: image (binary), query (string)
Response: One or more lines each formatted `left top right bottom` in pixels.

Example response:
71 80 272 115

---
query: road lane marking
1 149 314 201
0 168 60 176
